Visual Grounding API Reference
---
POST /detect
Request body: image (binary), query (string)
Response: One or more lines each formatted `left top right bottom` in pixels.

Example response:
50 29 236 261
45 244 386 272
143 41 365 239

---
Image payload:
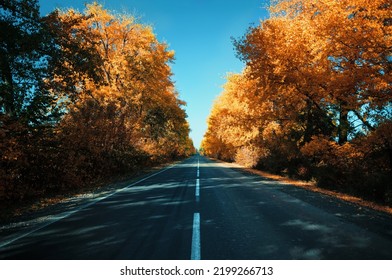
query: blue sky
39 0 269 148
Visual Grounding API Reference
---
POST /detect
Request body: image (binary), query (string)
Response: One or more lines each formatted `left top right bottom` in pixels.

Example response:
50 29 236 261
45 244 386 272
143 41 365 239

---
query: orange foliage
202 0 392 204
54 3 194 161
0 2 194 202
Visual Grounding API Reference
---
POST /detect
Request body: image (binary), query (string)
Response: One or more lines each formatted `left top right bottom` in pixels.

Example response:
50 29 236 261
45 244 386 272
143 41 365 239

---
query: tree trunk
338 101 349 145
1 56 16 118
303 99 314 144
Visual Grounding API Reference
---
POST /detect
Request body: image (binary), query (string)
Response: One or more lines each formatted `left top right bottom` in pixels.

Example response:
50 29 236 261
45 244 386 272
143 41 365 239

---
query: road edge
208 157 392 216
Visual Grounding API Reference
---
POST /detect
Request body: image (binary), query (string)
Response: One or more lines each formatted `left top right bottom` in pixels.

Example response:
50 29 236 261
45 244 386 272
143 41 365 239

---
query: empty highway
1 155 392 259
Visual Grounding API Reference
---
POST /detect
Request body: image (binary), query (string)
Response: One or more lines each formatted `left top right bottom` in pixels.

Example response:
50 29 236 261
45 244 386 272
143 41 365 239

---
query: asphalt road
1 155 392 259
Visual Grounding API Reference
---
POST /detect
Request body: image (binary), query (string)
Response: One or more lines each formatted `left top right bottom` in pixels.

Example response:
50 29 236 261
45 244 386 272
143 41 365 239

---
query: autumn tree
202 70 264 164
203 0 391 203
1 2 193 201
0 0 60 199
236 0 391 145
53 4 192 162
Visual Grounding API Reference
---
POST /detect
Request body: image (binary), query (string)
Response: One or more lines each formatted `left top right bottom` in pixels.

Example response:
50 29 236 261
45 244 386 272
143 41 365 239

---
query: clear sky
39 0 270 148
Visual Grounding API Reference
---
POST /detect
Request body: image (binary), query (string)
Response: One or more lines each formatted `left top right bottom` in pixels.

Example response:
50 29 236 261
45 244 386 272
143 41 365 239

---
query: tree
50 3 193 162
1 2 194 201
201 70 263 163
0 0 58 124
236 0 391 145
203 0 392 202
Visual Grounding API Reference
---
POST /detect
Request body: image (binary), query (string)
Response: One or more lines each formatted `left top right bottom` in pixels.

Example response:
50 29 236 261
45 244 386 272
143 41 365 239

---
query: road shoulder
210 157 392 216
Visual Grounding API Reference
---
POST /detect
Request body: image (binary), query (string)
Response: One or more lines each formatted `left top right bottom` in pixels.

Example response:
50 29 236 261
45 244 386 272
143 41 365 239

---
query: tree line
202 0 391 205
0 1 194 201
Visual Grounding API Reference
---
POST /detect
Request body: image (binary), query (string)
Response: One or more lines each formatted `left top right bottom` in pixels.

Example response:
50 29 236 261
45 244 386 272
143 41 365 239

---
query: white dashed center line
191 157 201 260
191 212 201 260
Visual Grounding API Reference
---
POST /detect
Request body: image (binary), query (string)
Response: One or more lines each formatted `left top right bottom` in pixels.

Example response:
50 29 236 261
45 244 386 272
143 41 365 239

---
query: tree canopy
202 0 391 204
0 1 194 201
